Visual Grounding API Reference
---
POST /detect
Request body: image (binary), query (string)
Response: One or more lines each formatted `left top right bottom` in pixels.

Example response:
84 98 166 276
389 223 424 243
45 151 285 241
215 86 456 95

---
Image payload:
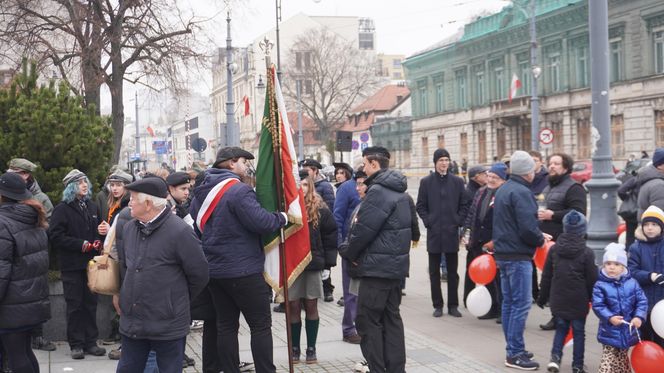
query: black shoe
71 348 85 359
337 297 345 307
85 345 106 356
292 347 301 364
478 311 499 320
433 308 443 317
448 307 462 317
305 347 317 364
496 315 502 324
440 273 448 282
324 293 334 302
505 353 539 370
273 303 285 313
539 317 556 331
101 333 121 345
239 361 254 372
184 353 195 367
32 336 57 351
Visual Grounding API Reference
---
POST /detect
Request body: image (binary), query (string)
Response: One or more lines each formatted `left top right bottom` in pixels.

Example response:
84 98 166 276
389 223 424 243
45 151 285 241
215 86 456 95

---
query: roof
349 85 410 114
286 112 323 146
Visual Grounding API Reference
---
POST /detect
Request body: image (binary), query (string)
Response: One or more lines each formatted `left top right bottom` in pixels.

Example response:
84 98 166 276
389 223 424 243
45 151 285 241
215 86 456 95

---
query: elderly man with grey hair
116 178 208 373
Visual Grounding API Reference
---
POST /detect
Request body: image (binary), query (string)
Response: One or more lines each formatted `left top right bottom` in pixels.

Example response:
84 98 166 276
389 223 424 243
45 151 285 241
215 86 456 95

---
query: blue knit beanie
563 210 587 235
489 162 508 180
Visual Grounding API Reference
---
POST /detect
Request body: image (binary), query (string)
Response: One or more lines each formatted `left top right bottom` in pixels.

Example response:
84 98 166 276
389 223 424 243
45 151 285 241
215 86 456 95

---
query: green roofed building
403 0 664 174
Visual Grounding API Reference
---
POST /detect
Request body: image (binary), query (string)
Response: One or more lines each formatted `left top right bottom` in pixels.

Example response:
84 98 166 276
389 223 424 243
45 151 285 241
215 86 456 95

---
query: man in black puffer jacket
341 146 411 373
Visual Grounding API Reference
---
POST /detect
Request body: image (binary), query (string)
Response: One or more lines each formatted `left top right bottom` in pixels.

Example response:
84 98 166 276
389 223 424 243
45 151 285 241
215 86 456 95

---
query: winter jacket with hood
627 236 664 310
537 233 598 320
315 176 335 212
342 168 411 279
49 199 101 271
0 202 50 330
306 206 338 271
416 170 469 254
119 207 208 340
592 269 648 349
637 164 664 221
28 180 54 219
188 168 286 279
492 175 545 260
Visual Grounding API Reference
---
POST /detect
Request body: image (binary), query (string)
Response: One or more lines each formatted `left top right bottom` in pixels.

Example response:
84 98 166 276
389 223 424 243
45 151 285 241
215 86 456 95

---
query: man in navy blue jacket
189 147 288 373
492 150 548 371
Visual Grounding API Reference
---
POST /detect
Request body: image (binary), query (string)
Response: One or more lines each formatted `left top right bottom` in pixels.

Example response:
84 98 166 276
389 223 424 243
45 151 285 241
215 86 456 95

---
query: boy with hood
627 205 664 347
536 211 597 373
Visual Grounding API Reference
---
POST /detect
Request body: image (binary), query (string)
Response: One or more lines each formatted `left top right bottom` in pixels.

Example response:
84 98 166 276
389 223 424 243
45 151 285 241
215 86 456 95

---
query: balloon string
621 320 642 343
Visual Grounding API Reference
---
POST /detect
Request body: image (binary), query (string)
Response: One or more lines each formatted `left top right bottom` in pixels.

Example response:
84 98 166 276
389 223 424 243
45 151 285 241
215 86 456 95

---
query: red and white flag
242 95 250 117
509 73 522 103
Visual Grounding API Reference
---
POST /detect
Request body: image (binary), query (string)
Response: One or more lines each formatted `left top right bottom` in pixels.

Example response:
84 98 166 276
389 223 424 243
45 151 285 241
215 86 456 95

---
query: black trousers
61 270 99 350
428 253 459 309
1 330 39 373
356 277 405 373
191 285 221 373
208 274 275 373
323 276 335 296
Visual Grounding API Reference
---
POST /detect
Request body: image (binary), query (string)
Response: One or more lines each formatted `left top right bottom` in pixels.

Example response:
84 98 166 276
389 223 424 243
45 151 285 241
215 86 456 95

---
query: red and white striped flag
509 73 522 103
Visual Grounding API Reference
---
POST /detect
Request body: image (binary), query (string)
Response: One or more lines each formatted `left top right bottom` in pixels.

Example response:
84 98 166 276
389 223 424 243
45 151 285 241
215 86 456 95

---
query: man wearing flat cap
166 171 193 222
7 158 54 219
189 146 289 373
341 146 411 373
416 148 469 318
116 178 209 373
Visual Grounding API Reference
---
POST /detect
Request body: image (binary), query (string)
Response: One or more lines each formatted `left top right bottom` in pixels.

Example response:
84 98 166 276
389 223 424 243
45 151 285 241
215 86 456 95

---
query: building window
518 58 531 95
304 52 311 69
296 52 302 69
478 130 487 163
548 54 561 92
610 39 623 82
358 18 375 50
437 134 445 149
393 72 402 79
519 123 532 151
577 118 591 159
305 80 313 94
493 67 505 100
475 71 485 105
421 137 429 166
419 85 428 115
611 115 624 157
392 59 401 68
455 70 467 109
460 132 468 160
656 111 664 147
655 30 664 74
436 83 444 112
496 127 506 159
551 121 563 153
576 46 588 87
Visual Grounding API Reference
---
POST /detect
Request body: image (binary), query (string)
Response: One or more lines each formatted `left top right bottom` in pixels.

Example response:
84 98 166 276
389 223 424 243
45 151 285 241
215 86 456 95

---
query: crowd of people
0 145 663 373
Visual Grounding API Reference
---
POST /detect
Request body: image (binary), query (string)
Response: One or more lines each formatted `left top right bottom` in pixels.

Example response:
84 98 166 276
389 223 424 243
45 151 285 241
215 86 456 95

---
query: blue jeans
551 317 586 369
143 350 158 373
116 335 184 373
497 260 532 359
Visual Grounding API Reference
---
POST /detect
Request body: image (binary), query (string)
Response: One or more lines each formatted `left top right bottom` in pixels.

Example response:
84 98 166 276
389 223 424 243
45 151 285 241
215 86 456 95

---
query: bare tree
284 27 382 159
0 0 217 163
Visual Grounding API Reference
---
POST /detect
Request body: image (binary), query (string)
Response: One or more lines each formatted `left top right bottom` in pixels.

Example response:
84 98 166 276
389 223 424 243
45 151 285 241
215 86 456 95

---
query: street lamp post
586 0 620 261
225 11 238 147
529 0 540 151
135 91 140 158
297 80 304 162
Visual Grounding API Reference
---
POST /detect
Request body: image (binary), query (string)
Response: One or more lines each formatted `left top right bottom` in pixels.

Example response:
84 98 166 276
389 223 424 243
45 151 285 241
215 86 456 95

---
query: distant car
616 158 650 182
571 160 619 184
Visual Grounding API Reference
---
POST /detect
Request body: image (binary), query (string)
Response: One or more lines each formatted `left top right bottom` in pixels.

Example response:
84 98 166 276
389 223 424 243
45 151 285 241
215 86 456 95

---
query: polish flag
509 73 522 103
242 95 250 117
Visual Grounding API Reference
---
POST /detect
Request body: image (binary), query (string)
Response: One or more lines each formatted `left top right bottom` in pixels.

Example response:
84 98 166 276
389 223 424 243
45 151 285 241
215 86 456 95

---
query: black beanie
433 148 451 164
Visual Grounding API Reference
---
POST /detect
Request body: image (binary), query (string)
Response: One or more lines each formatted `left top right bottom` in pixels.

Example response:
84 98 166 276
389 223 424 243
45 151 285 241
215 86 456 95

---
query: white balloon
618 231 626 245
651 300 664 339
467 285 492 317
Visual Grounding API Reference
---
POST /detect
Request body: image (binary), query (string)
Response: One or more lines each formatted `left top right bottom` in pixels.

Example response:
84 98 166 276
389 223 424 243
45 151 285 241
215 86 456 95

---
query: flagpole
266 56 295 373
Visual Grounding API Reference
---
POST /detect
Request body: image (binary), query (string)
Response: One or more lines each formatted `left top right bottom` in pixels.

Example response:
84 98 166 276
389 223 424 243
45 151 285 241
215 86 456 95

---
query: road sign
539 128 554 145
192 137 207 153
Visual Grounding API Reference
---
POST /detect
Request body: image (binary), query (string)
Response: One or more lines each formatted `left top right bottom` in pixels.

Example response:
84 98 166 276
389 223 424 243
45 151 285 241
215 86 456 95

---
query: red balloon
468 254 497 285
631 341 664 373
617 223 627 235
533 240 555 271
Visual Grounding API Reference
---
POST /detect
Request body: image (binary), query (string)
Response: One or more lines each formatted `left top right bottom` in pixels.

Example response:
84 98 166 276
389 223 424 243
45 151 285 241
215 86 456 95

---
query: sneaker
324 293 334 302
448 307 462 317
71 348 85 360
32 336 56 351
337 297 345 307
184 353 196 367
190 320 204 330
273 303 285 313
108 346 121 360
433 308 443 317
85 345 106 356
354 360 370 373
343 334 362 344
292 347 301 364
305 347 317 364
505 354 539 370
572 366 587 373
547 354 561 373
239 361 254 372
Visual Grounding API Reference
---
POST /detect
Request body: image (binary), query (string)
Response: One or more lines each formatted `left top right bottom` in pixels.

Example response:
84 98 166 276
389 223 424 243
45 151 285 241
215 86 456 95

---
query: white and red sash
195 178 240 232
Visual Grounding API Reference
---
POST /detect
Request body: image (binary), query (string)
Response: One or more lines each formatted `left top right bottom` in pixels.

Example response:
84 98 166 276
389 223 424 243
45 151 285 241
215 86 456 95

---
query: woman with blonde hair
288 171 338 364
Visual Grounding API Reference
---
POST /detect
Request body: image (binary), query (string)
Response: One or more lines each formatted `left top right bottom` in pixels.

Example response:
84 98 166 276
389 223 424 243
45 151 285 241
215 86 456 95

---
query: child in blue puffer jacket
592 243 648 373
628 205 664 347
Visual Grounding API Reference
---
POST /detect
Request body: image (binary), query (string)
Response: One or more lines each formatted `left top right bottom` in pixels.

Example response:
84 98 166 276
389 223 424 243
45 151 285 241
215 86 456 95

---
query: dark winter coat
343 169 411 279
531 167 549 196
408 195 421 242
464 186 497 251
540 175 587 240
462 179 483 224
119 207 209 340
592 269 648 349
416 171 469 254
49 199 101 271
95 187 110 225
637 165 664 221
537 233 598 320
0 203 50 330
315 177 335 212
333 179 360 245
189 168 286 279
627 237 664 310
492 175 545 261
28 180 54 220
306 206 338 271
